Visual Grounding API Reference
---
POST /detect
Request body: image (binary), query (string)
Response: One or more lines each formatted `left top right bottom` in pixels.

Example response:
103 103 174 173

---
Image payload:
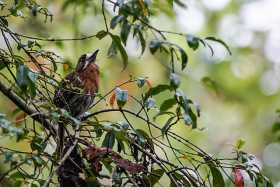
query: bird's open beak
86 49 99 63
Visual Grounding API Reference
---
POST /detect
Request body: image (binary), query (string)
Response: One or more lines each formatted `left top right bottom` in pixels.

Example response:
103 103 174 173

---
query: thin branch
42 139 78 187
0 26 98 42
102 0 109 32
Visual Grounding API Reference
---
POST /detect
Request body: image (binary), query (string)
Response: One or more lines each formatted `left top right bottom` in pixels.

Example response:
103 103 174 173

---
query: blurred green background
1 0 280 186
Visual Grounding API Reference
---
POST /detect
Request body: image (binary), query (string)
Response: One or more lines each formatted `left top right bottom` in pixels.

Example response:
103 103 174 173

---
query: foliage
0 0 272 187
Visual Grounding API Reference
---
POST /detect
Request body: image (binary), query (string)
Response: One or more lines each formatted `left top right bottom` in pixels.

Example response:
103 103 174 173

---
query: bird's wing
53 72 83 110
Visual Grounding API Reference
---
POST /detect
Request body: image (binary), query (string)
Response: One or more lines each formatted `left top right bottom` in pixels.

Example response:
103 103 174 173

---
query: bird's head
76 49 99 73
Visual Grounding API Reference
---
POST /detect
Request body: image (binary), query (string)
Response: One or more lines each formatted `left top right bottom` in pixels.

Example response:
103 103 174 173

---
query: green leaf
188 108 197 129
174 0 186 7
16 64 29 90
0 17 8 26
170 73 181 88
208 163 225 187
186 35 199 50
161 116 175 134
145 169 165 186
235 139 246 150
108 40 118 57
137 77 146 88
96 30 107 40
117 139 125 153
120 21 131 45
160 98 177 112
167 0 173 7
179 47 188 70
11 180 22 187
31 183 39 187
16 64 37 97
31 5 38 16
137 30 146 54
205 37 232 55
145 84 171 100
272 122 280 133
145 98 156 109
32 156 45 167
9 171 24 180
110 15 124 29
27 40 35 48
86 177 99 186
170 172 191 187
115 87 128 108
149 40 161 54
102 131 116 148
183 113 192 126
0 61 7 70
201 77 219 94
135 129 151 145
175 90 188 113
31 136 47 152
0 113 24 140
110 34 128 69
112 169 122 185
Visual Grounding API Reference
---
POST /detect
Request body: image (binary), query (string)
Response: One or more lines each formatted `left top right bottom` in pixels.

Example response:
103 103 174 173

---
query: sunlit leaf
235 139 246 150
145 84 171 100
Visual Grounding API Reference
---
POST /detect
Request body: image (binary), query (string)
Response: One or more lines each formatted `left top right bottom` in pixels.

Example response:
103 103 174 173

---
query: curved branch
0 80 56 137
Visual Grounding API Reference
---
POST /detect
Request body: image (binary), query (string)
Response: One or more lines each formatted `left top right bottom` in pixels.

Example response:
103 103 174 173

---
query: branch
0 80 56 137
0 26 98 42
42 139 78 187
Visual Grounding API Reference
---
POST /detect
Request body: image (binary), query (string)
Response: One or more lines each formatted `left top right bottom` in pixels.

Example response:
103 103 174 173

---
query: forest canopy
0 0 278 187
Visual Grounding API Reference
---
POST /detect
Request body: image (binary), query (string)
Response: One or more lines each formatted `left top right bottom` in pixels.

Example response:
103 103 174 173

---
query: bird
53 49 100 118
53 49 100 187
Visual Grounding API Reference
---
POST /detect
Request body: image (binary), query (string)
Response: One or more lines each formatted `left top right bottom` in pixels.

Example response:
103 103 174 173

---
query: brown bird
54 49 100 117
53 49 100 187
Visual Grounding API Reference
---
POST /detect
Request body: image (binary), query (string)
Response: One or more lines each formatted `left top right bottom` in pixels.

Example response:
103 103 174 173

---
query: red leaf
146 79 153 89
84 146 113 160
84 145 146 174
15 112 27 126
145 79 152 89
109 93 116 107
112 155 146 174
233 169 244 187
